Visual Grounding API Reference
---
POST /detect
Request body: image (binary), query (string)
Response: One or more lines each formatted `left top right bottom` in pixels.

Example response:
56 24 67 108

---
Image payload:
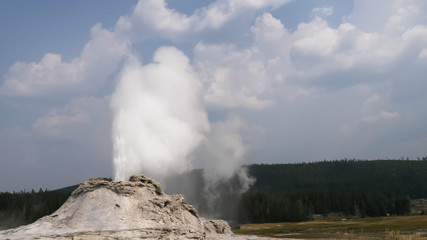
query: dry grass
338 230 426 240
234 215 427 239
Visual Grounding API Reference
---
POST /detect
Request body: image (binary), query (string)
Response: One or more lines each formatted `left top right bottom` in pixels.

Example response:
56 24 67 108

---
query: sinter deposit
0 175 265 240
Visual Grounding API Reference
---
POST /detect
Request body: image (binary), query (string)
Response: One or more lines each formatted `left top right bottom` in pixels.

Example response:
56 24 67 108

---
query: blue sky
1 0 427 191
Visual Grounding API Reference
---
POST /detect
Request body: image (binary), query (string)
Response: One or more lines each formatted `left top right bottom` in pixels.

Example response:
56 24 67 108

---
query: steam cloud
111 46 255 202
111 47 209 182
196 115 255 193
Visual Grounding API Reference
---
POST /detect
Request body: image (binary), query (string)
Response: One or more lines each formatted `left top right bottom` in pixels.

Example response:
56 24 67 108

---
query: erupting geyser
110 47 255 213
111 47 209 182
0 44 259 240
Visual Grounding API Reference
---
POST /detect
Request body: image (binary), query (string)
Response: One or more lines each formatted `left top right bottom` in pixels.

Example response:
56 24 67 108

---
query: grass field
233 215 427 239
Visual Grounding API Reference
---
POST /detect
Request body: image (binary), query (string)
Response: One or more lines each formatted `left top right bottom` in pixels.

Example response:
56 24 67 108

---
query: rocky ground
0 175 271 240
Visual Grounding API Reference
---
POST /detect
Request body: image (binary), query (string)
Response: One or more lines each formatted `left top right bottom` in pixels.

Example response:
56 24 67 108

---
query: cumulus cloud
188 1 427 162
193 12 293 110
115 0 292 41
385 5 420 34
251 13 291 59
0 24 127 97
3 0 427 191
348 0 427 32
188 4 426 113
191 7 421 110
290 13 427 78
195 43 275 109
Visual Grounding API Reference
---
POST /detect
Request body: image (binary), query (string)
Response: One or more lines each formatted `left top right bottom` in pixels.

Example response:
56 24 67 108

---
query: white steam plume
110 45 255 203
197 115 256 203
111 47 209 182
186 114 256 217
198 115 254 190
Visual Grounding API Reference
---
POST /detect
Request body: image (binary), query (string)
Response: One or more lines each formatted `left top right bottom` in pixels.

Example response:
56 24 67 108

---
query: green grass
233 215 427 239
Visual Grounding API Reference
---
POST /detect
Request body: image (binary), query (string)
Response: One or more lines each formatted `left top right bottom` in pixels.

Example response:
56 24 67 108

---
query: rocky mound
0 175 261 240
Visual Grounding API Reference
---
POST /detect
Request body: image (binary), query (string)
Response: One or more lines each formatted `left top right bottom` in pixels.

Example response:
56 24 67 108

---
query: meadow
234 215 427 239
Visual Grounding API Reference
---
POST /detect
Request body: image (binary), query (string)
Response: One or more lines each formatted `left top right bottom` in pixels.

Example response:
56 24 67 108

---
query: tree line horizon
1 158 427 229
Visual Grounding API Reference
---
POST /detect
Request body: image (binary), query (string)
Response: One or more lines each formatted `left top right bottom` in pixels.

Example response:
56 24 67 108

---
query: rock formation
0 175 264 240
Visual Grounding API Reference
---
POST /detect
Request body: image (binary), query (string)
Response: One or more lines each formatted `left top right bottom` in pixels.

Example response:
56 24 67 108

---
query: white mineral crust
0 175 271 240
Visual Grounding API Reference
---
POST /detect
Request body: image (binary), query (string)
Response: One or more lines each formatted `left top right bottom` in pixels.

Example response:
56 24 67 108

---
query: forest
0 189 69 229
1 159 427 229
167 159 427 223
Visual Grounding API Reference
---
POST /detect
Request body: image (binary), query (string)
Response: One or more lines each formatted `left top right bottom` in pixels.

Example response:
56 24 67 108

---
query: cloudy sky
1 0 427 192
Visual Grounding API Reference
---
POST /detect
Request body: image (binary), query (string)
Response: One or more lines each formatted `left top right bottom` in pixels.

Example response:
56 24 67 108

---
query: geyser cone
0 175 236 240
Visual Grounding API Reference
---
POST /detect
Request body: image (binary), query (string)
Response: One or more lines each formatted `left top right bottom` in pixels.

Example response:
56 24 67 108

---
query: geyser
110 47 255 214
111 47 209 182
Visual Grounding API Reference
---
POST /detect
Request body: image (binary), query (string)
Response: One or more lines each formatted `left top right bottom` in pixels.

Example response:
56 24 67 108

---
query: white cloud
292 18 338 58
33 104 89 137
193 13 293 110
362 111 400 123
119 0 193 36
188 6 426 163
3 0 427 191
0 24 127 97
347 0 401 32
32 96 111 139
348 0 427 32
356 91 400 124
115 0 292 41
191 7 421 110
289 15 427 77
385 5 420 34
192 8 427 109
311 6 334 17
365 94 380 104
418 48 427 59
380 111 400 119
251 13 291 57
195 43 275 109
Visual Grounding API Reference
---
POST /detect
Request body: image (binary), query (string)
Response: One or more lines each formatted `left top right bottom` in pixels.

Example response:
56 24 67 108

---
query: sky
1 0 427 192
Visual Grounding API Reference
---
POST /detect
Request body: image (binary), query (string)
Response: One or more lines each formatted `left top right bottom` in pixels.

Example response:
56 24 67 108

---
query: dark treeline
238 189 410 223
167 159 427 223
0 188 70 229
249 159 427 198
2 159 427 229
